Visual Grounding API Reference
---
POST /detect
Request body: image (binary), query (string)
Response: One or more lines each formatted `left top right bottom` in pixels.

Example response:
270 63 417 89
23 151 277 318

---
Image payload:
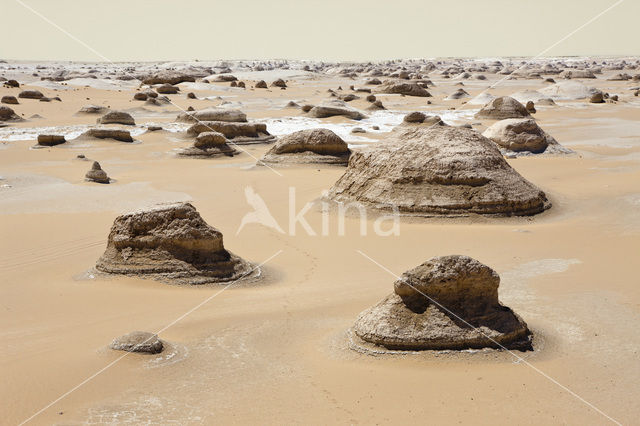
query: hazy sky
1 0 638 61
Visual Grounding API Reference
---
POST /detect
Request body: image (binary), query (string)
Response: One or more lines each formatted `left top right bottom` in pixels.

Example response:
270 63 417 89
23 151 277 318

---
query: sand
1 59 640 425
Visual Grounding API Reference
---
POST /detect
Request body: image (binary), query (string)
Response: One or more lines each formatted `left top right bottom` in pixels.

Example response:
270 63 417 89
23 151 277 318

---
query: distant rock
308 99 366 120
271 78 287 88
1 96 18 105
142 71 195 85
85 161 110 183
77 105 108 115
110 331 163 354
178 131 239 158
482 118 572 155
37 134 66 146
18 90 44 99
475 96 531 120
589 92 605 103
0 106 23 122
260 129 351 165
79 128 133 142
97 111 135 125
560 69 596 79
255 80 268 88
377 81 431 97
156 84 179 94
445 88 470 100
176 107 247 123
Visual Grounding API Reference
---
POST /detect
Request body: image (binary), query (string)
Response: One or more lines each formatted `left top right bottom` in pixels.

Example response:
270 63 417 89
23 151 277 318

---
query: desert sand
1 58 640 425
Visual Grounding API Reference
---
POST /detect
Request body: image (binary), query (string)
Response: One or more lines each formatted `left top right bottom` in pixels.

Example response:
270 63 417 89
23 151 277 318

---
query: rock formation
327 126 550 216
142 71 195 85
0 106 23 122
186 121 274 144
307 99 366 120
255 80 268 88
259 129 351 165
110 331 163 354
78 128 134 142
176 107 247 123
482 118 572 155
446 88 470 100
85 161 110 183
475 96 531 120
18 90 44 99
1 96 18 105
538 81 602 101
97 111 135 125
37 134 66 146
95 202 254 284
178 131 239 158
352 255 533 351
77 105 109 115
376 81 431 97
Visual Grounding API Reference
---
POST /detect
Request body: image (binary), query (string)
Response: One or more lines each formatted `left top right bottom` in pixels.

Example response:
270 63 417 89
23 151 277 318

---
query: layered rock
377 81 431 97
142 71 195 85
110 331 163 354
307 99 366 120
328 126 550 216
176 107 247 123
178 131 239 158
260 129 351 165
482 118 572 155
85 161 110 183
97 111 135 125
78 128 134 142
186 121 274 144
475 96 531 120
352 255 533 351
95 202 254 284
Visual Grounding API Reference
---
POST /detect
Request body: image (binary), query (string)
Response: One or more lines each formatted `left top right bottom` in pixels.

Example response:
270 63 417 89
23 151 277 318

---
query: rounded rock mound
327 126 550 216
475 96 531 120
95 202 254 284
352 255 532 351
97 111 135 125
482 118 573 155
260 129 351 165
178 131 239 158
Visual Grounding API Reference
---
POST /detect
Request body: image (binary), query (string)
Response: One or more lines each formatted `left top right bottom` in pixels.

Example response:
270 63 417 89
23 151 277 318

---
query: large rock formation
307 99 366 120
110 331 163 354
259 129 351 165
176 107 247 123
474 96 531 120
482 119 572 155
178 131 239 158
327 126 550 216
95 202 254 284
352 255 533 351
376 81 431 97
186 121 275 144
97 111 135 125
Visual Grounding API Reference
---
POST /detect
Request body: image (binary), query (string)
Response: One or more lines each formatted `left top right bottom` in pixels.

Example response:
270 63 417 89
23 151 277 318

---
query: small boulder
110 331 163 354
1 96 18 105
37 134 66 146
18 90 44 99
85 161 110 183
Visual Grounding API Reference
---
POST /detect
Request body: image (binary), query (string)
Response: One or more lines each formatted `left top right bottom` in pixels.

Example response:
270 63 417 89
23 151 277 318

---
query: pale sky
1 0 638 62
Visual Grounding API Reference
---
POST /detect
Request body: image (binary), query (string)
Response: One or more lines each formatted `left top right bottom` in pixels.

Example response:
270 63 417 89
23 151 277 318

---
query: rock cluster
328 126 550 216
260 129 351 165
95 202 254 284
352 255 533 351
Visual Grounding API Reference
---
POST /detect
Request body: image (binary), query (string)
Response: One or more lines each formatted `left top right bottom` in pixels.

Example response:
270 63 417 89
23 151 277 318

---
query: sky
1 0 638 62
